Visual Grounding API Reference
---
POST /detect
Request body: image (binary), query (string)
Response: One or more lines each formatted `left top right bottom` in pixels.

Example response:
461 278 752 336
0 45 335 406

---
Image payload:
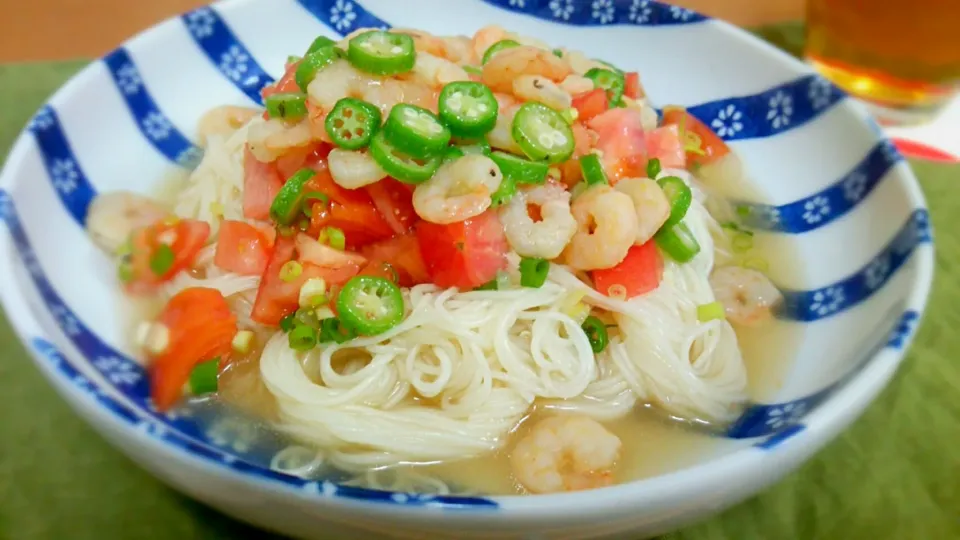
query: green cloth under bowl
0 38 957 540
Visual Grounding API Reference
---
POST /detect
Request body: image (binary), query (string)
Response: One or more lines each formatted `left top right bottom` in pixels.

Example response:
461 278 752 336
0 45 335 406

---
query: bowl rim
0 0 936 516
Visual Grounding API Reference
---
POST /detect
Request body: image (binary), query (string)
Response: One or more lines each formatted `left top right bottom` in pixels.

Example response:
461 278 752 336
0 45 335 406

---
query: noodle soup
98 25 801 497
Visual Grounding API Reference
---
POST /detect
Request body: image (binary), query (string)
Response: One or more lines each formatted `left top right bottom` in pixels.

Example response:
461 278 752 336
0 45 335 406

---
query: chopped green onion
743 257 770 273
490 175 518 207
721 221 753 235
697 302 726 322
336 275 405 336
301 191 330 217
306 35 338 55
314 306 336 321
511 102 575 164
368 131 441 184
646 157 662 179
280 260 303 282
279 313 297 333
299 277 328 308
481 39 521 65
584 67 625 107
118 260 134 284
519 257 549 288
347 31 416 76
579 153 608 186
655 222 701 263
295 306 321 329
188 358 219 395
265 92 309 121
231 330 255 354
475 278 498 291
732 232 754 253
438 81 499 138
552 49 564 58
296 47 341 92
149 244 175 276
270 168 316 225
490 151 549 186
288 324 318 351
324 97 382 150
383 104 451 158
319 317 358 344
318 226 346 250
657 176 693 227
560 108 579 125
581 316 608 353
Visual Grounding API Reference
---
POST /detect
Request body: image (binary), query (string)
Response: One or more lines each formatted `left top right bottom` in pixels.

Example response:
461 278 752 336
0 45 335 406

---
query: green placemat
0 56 957 540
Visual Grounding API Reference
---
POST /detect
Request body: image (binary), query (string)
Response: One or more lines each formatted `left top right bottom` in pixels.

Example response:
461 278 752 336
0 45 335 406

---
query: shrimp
472 25 509 61
306 59 366 110
710 266 783 326
246 118 312 162
392 28 448 57
558 74 594 97
441 36 477 65
562 50 607 76
412 155 503 224
487 103 524 154
562 184 637 271
327 149 388 189
500 184 577 259
407 52 471 88
196 105 259 146
510 415 622 494
86 191 170 254
512 75 572 111
481 46 572 94
614 178 670 246
360 78 440 116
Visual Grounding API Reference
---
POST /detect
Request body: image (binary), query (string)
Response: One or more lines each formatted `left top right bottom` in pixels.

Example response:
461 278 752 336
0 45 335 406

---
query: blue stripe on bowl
28 337 496 507
685 74 843 142
295 0 392 33
103 48 204 168
181 6 274 104
732 305 918 440
735 141 902 233
778 209 931 322
480 0 707 26
26 106 96 226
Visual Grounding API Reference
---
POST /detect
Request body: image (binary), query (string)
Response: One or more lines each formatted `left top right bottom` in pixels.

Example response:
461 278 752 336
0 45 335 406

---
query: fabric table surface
1 36 958 540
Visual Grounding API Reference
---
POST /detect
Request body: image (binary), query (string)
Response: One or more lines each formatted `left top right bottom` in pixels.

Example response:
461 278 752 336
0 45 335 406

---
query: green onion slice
646 157 662 179
657 176 693 227
188 358 220 395
519 257 550 288
270 168 316 225
288 324 318 351
655 222 701 263
318 317 358 344
265 92 309 121
581 316 608 353
697 302 726 322
579 153 608 186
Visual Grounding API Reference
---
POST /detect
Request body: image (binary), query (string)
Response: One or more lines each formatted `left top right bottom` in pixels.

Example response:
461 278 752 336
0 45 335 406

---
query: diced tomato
243 146 284 221
416 211 507 289
261 61 301 100
661 106 731 167
150 287 237 411
646 124 686 170
275 142 333 180
360 233 430 286
304 170 394 248
250 236 361 325
572 89 609 123
624 72 642 100
214 220 273 275
127 219 211 294
589 108 647 183
591 240 663 299
365 178 418 235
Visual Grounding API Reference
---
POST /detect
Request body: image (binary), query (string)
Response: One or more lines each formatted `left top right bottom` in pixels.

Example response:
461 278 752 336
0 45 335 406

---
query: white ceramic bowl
0 1 934 539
